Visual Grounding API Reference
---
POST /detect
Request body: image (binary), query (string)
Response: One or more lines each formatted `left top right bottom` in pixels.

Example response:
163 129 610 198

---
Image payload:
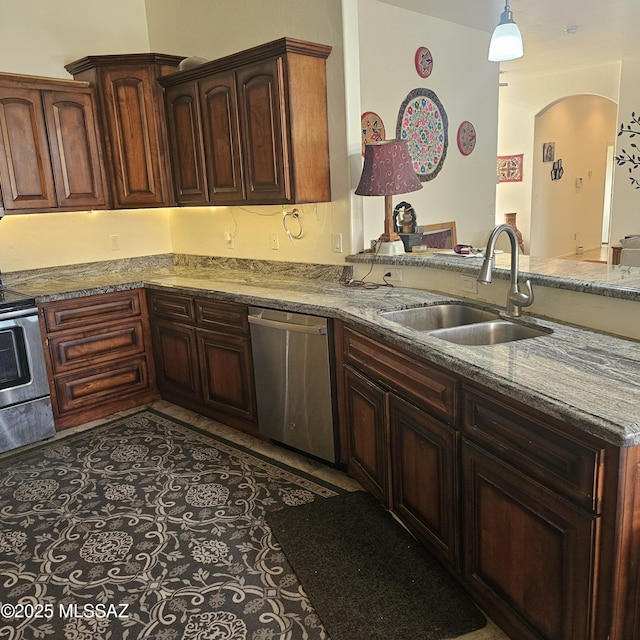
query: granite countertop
8 256 640 448
346 251 640 301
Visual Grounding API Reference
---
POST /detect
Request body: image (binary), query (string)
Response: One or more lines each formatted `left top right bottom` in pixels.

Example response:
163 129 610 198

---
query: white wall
496 62 621 254
610 58 640 244
0 0 151 78
530 95 617 257
0 209 172 270
356 0 500 249
0 0 502 272
145 0 352 264
0 0 173 272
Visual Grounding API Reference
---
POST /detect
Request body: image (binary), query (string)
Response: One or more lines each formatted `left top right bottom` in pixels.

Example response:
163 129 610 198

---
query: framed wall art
497 154 524 183
420 221 457 249
542 142 555 162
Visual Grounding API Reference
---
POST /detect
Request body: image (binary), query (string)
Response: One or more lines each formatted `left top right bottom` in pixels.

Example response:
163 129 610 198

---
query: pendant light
488 0 523 62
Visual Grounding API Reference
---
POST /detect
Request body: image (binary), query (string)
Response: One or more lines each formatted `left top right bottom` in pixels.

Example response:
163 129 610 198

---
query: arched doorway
529 94 617 258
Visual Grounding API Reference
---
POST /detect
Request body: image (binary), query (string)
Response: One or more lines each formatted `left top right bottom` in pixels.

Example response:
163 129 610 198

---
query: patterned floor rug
0 408 343 640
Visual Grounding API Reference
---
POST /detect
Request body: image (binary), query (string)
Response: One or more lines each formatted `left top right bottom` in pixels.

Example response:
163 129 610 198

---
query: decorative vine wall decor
616 112 640 189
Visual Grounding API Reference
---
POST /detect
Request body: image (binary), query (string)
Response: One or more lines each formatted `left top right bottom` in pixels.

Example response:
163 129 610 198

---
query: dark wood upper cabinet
66 54 184 208
200 72 244 204
236 58 288 203
164 81 207 205
160 38 331 206
0 74 107 212
42 89 107 209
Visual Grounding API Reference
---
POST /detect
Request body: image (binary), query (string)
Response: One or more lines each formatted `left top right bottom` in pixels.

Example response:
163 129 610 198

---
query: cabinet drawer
462 387 605 512
54 356 151 414
196 299 249 335
48 320 146 373
43 290 141 332
342 326 456 422
147 291 195 323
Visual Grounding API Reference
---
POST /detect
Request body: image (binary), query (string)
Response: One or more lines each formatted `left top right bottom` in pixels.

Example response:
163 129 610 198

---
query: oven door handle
0 307 38 322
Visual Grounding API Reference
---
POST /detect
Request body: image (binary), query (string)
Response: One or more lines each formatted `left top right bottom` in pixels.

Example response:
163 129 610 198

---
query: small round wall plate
361 111 385 156
414 46 433 79
457 121 477 156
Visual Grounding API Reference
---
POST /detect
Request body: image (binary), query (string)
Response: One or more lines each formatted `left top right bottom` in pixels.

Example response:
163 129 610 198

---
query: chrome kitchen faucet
477 223 534 318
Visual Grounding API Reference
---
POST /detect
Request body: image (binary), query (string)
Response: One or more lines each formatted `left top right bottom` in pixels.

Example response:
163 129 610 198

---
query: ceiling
379 0 640 79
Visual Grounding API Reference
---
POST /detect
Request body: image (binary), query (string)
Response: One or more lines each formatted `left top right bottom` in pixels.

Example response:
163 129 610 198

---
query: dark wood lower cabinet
147 291 258 435
389 394 459 568
463 439 597 640
343 365 389 505
54 357 151 414
40 289 158 429
336 321 635 640
151 319 201 404
197 328 256 423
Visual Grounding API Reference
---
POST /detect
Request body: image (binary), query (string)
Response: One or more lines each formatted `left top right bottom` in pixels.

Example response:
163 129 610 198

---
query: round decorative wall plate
396 88 448 181
360 111 385 156
457 121 477 156
414 46 433 79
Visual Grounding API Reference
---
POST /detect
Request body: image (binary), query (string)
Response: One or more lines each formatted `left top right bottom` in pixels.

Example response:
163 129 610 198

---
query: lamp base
377 240 405 256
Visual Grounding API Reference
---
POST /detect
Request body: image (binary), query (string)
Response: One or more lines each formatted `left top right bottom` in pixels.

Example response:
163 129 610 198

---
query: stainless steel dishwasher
248 307 335 463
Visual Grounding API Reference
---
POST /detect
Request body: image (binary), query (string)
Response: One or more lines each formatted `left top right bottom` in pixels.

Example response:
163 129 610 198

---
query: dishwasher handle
248 313 327 335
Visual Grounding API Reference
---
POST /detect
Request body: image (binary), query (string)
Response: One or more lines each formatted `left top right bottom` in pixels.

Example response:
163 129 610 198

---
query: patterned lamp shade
355 140 423 197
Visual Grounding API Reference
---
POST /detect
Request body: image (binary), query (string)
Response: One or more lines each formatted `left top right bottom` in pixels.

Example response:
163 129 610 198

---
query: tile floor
559 244 611 263
2 400 510 639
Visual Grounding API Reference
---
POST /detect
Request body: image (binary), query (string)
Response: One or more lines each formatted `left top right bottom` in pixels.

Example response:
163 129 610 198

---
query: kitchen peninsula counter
8 254 640 448
347 250 640 301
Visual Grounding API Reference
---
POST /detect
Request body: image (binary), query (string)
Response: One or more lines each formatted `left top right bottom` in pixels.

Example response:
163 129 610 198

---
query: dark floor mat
267 490 486 640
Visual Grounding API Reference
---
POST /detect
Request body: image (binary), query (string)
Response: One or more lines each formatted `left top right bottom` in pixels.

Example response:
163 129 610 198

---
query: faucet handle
513 279 534 308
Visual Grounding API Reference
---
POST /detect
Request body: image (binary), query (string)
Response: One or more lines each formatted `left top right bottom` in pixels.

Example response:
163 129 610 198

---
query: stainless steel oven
0 290 55 454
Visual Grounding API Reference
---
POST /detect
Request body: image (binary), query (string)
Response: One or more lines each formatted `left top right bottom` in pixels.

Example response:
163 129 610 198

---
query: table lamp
355 139 423 255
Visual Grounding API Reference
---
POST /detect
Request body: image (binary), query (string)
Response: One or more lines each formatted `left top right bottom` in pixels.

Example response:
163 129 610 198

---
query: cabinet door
100 67 171 207
389 394 460 568
0 87 57 210
42 89 106 209
236 58 290 203
344 365 389 505
199 72 244 204
196 328 257 422
151 319 202 404
463 440 598 640
165 82 208 205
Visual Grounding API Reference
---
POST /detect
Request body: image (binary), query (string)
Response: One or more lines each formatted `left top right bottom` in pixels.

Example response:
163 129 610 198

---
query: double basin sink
379 303 551 345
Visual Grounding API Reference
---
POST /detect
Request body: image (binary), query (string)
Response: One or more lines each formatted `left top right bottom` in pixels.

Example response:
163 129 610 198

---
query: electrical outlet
270 232 280 250
460 275 478 294
332 233 343 253
110 234 120 251
224 231 234 249
385 269 403 282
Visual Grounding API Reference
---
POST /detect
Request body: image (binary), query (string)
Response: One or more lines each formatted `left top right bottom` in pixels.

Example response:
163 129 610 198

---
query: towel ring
283 209 303 240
